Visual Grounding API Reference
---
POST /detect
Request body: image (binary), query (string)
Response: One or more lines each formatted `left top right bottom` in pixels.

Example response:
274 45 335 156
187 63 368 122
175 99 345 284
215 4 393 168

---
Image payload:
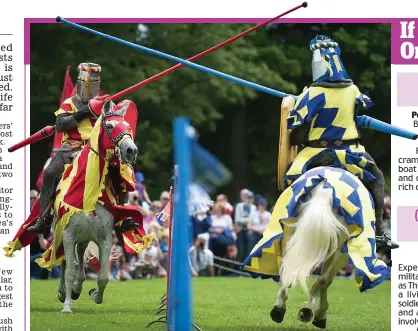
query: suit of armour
37 95 97 224
29 63 108 233
284 35 397 249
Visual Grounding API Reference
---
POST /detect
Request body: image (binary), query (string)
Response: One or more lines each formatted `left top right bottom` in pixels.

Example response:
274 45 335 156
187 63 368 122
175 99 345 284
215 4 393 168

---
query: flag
36 66 74 190
188 135 232 215
190 139 232 193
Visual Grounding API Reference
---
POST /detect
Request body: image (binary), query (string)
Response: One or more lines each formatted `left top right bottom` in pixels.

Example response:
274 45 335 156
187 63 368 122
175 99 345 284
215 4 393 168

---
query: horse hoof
71 290 81 300
57 292 65 303
61 308 72 313
298 308 313 323
312 319 327 329
270 306 286 324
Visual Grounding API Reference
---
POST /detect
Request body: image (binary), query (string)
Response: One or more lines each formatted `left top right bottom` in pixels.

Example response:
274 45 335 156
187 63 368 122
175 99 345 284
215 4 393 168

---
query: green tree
29 23 391 204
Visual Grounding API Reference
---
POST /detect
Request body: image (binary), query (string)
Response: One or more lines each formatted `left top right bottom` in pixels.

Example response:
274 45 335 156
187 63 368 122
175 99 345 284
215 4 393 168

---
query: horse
271 179 350 328
48 100 139 313
243 166 389 329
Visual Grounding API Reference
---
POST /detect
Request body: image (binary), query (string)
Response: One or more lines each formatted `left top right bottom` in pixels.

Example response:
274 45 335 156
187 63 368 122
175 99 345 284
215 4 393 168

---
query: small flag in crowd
36 66 74 190
156 188 173 225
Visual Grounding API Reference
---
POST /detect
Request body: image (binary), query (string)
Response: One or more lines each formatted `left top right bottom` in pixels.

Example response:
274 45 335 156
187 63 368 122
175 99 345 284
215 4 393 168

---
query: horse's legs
311 252 348 329
62 232 76 313
270 285 289 323
270 220 294 324
72 242 88 299
57 260 66 303
90 234 111 304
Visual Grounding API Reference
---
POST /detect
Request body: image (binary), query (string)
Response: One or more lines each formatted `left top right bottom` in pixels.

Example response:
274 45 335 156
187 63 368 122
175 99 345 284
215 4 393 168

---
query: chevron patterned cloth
243 167 390 292
284 84 375 188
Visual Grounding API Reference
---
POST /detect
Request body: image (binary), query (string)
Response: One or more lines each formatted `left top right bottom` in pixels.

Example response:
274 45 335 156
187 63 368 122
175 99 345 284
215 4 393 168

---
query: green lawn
30 277 390 331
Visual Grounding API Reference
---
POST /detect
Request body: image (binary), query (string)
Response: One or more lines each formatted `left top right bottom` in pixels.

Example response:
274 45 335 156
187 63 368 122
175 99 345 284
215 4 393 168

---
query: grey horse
56 100 138 313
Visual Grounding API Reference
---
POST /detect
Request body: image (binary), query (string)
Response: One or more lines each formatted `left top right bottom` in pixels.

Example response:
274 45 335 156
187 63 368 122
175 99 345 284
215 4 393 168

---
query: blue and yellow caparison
242 167 390 292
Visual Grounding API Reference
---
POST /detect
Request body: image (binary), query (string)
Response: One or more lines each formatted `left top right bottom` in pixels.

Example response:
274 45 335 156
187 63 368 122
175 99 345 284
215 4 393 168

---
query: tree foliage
29 23 391 203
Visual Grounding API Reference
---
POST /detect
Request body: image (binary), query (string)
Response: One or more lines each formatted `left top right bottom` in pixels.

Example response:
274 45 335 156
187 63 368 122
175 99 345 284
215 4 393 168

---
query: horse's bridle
88 111 132 166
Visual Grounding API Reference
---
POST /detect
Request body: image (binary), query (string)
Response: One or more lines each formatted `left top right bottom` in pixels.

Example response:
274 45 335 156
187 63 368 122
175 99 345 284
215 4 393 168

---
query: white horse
267 168 388 329
52 101 139 313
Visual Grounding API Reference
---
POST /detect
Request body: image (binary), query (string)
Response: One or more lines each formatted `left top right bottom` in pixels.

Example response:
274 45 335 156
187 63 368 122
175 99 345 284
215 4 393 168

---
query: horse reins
88 111 132 165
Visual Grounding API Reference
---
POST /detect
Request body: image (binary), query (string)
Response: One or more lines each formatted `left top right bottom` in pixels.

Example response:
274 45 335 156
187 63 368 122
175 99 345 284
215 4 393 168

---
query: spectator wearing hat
248 198 271 249
234 190 257 262
135 172 152 206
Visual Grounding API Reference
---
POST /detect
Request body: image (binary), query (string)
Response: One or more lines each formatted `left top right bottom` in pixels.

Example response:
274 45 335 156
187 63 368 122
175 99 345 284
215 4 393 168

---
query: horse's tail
279 181 349 294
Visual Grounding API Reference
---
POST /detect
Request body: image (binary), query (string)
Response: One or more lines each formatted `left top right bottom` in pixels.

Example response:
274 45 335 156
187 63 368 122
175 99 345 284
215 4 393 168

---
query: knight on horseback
28 62 137 234
284 35 398 250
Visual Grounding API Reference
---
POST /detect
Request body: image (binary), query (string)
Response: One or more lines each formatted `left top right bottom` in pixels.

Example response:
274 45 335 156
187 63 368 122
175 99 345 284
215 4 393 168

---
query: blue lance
56 17 417 141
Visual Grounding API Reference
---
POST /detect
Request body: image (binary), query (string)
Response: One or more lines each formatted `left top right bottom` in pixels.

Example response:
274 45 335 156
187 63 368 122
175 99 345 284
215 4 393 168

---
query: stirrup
376 234 399 249
27 217 47 234
27 211 54 234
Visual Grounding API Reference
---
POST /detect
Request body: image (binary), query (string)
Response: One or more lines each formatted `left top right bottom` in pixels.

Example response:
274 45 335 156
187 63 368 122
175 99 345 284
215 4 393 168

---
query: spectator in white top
239 188 249 202
216 194 233 217
248 197 272 249
189 235 215 277
209 203 236 258
232 188 248 221
234 190 257 262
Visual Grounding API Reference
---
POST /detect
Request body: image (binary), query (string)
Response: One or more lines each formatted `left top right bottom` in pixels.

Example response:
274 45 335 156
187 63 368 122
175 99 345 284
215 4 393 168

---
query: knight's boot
27 206 54 234
115 219 139 233
375 224 399 250
27 197 54 234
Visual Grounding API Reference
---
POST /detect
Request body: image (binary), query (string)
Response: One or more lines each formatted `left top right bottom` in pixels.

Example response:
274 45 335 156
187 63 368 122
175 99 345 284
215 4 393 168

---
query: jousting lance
7 4 306 153
56 17 292 99
57 14 418 141
108 2 308 101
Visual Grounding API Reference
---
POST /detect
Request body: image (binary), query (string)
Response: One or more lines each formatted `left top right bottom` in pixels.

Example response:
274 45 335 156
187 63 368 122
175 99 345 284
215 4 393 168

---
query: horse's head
101 100 138 165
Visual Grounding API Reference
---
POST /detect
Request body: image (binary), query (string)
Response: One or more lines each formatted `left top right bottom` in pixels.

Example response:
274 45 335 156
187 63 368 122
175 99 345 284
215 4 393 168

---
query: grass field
31 277 390 331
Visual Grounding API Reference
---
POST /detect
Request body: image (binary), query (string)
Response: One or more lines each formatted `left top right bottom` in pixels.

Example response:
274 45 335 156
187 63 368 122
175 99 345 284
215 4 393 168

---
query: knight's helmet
76 62 101 103
309 35 351 83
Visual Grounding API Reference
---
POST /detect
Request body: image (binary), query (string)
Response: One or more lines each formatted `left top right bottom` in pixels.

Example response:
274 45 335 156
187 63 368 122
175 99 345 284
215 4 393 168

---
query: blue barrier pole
167 173 176 329
56 17 291 99
356 115 418 140
170 117 192 331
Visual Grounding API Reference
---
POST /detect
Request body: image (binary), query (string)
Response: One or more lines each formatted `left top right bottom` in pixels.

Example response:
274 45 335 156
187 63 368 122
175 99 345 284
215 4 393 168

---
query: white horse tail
279 181 349 294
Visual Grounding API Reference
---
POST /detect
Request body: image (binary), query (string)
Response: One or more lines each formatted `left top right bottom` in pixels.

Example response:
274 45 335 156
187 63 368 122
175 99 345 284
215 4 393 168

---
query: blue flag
190 139 232 193
187 133 232 216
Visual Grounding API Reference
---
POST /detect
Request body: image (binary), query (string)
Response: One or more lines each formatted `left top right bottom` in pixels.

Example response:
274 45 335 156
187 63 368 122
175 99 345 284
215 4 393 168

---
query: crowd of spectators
29 172 393 281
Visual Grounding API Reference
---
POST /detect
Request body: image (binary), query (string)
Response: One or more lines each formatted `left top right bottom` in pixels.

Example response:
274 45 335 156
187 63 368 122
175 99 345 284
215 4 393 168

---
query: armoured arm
55 114 79 133
55 101 93 133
